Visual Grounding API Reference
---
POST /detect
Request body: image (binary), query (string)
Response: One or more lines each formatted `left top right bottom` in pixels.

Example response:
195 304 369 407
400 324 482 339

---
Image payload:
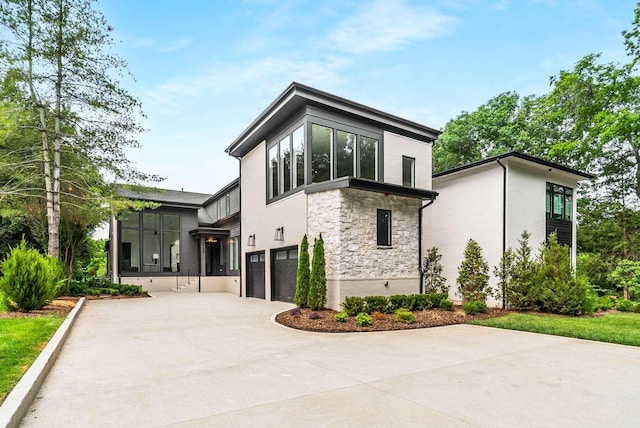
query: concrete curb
0 297 85 428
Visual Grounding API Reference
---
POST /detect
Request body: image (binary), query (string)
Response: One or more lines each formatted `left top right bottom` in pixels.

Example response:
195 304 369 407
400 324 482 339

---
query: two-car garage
245 246 298 303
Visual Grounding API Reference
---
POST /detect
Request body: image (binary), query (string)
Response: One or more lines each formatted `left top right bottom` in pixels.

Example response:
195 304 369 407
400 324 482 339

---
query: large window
546 183 572 220
120 212 181 274
310 123 381 184
402 156 415 187
268 124 305 200
377 209 391 246
229 236 239 271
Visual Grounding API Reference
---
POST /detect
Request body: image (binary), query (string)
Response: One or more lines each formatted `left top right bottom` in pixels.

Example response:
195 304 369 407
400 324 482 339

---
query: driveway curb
0 297 85 428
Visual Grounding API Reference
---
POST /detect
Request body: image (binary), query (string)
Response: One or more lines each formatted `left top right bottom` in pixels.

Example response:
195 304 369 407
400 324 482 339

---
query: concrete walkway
21 293 640 427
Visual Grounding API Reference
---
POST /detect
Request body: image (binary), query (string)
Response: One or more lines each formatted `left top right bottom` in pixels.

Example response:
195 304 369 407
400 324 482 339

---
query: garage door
271 246 298 303
246 251 265 299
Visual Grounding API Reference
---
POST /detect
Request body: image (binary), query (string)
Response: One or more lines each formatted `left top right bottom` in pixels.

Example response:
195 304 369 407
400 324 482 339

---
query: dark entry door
246 251 265 299
271 246 298 303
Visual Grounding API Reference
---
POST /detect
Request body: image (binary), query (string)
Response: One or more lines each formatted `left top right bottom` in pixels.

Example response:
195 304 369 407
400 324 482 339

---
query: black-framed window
310 123 380 184
229 236 239 272
120 211 180 274
377 209 391 246
546 183 572 220
268 124 305 200
402 156 415 187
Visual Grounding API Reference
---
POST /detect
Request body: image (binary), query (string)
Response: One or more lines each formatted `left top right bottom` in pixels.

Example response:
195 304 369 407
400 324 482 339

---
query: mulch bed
0 296 80 318
275 307 511 333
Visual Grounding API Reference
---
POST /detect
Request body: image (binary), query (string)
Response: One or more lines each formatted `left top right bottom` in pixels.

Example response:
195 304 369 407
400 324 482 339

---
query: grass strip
471 312 640 347
0 316 65 403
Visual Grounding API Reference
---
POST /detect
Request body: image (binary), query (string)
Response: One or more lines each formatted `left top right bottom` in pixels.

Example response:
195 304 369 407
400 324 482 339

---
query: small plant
596 296 614 311
440 299 454 311
457 239 491 303
414 294 432 310
427 292 448 308
616 299 634 312
334 311 348 322
371 310 386 320
462 301 487 315
395 308 416 324
355 312 372 326
289 307 302 316
342 296 365 316
634 304 640 313
422 247 448 294
309 312 322 320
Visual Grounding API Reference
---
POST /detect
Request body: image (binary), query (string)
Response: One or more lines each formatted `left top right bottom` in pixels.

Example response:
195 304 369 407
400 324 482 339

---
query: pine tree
308 234 327 310
422 247 448 294
508 231 539 310
456 239 490 302
293 234 310 307
493 248 514 308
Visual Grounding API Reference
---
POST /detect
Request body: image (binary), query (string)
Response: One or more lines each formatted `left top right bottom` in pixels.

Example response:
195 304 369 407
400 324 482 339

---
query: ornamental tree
609 259 640 300
293 234 310 307
456 239 491 302
308 234 327 310
422 246 448 294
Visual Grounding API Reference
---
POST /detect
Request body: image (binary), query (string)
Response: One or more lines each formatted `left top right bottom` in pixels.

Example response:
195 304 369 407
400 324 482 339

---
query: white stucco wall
240 140 308 301
383 131 432 190
431 163 504 304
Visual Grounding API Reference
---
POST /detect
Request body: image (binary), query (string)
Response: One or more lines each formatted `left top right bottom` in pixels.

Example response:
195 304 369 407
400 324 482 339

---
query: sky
99 0 638 195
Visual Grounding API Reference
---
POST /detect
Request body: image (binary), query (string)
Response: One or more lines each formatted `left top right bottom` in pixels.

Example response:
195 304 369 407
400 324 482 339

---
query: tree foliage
608 259 640 300
422 246 448 294
308 234 327 310
0 0 159 258
294 234 310 307
456 239 491 303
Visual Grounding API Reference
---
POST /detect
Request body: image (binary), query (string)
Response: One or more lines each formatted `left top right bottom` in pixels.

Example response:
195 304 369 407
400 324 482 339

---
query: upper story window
310 123 380 183
402 156 415 187
269 125 305 199
546 183 572 220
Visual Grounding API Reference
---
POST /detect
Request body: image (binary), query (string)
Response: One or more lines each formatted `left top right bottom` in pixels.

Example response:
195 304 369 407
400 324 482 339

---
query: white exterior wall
506 160 580 264
383 131 432 189
240 140 307 301
431 164 504 304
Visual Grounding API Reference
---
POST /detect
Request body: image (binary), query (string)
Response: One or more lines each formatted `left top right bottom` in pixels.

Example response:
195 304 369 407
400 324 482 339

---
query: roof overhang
225 82 441 158
433 152 594 182
304 177 438 200
189 228 230 239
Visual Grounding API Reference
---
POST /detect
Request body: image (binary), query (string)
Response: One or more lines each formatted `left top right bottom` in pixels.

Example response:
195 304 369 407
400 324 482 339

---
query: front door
205 240 225 276
246 251 265 299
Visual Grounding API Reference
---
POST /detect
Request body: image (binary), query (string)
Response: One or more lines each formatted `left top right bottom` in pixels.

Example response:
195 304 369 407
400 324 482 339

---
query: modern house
108 82 590 309
108 180 241 293
431 153 592 305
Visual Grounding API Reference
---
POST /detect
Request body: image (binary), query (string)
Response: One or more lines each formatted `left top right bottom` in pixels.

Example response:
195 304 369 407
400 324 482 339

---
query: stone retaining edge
0 297 86 428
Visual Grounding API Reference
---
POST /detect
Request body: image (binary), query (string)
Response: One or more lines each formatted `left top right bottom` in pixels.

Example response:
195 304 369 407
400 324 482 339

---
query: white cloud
159 37 192 52
328 0 455 53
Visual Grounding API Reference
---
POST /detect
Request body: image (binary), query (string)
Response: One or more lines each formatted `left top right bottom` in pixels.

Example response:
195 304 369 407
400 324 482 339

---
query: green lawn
472 312 640 347
0 316 64 403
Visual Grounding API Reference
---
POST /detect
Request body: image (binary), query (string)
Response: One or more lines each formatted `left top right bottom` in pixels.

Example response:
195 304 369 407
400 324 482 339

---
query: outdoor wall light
274 227 284 241
247 234 256 246
152 253 159 264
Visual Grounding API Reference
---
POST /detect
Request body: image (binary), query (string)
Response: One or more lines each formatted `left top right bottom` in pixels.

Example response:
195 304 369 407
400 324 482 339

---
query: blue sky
100 0 637 195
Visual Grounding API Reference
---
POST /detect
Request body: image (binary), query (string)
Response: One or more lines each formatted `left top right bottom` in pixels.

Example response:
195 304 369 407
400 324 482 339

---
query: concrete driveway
21 292 640 427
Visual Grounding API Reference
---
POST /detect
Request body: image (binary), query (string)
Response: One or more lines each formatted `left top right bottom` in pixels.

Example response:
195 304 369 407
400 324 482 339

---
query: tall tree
0 0 158 257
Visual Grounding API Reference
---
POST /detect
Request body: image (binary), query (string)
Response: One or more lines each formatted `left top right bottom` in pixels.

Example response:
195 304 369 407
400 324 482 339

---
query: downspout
418 198 436 294
496 159 507 309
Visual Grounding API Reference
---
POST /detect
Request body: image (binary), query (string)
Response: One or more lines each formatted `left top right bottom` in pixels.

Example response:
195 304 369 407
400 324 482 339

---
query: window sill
377 245 394 250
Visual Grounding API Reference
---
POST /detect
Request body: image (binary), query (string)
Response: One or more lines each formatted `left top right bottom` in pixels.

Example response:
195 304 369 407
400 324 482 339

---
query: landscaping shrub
414 294 432 310
355 312 372 326
507 231 539 311
308 235 327 310
294 234 310 307
457 239 491 303
0 240 66 311
597 296 614 311
395 308 416 324
388 295 417 312
371 310 386 320
342 296 365 316
426 292 448 308
364 295 390 314
462 301 487 315
422 247 448 294
616 299 634 312
388 295 406 312
334 311 348 322
440 299 454 310
634 304 640 313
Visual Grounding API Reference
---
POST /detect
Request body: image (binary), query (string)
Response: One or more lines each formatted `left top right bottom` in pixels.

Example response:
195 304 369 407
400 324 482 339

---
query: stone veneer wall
307 188 422 307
